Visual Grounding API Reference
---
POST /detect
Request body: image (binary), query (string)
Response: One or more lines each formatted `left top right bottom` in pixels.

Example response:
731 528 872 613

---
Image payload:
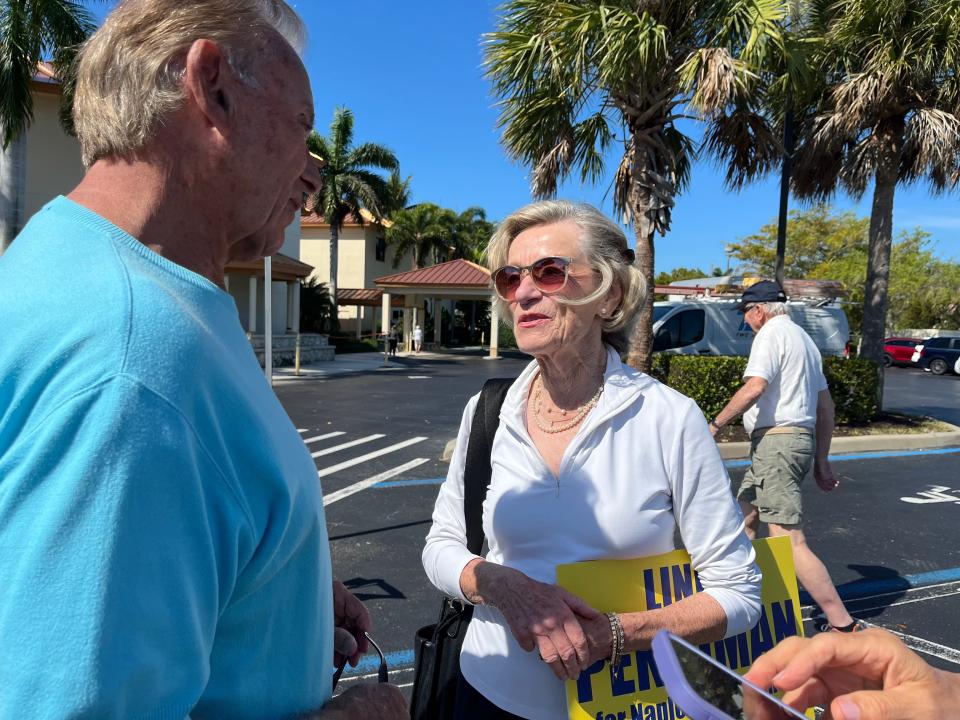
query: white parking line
311 434 384 458
802 581 960 618
881 626 960 666
323 458 429 506
297 428 308 433
317 437 428 479
303 431 345 445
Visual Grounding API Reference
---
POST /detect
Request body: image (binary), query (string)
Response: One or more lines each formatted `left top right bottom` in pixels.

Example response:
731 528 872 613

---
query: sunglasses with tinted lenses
492 256 575 301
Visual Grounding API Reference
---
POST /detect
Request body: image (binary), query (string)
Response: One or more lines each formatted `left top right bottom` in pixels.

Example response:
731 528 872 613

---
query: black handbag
410 378 513 720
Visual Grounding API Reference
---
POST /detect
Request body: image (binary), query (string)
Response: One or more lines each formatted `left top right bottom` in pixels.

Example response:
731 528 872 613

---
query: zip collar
499 346 654 442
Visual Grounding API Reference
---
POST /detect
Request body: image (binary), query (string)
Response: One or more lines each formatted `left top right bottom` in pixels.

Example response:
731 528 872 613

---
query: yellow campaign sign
556 537 807 720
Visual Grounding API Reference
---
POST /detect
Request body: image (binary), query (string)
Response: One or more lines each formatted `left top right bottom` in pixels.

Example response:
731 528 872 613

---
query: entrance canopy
373 259 501 357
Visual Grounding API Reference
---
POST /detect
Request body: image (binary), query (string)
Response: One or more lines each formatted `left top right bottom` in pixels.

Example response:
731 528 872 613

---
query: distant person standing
710 280 864 634
389 326 399 356
413 323 423 353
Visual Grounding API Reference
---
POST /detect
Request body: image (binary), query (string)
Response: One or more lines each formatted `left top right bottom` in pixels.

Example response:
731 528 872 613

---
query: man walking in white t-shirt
709 280 863 634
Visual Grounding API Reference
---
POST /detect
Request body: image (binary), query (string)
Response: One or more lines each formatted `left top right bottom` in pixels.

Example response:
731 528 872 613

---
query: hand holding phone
651 630 809 720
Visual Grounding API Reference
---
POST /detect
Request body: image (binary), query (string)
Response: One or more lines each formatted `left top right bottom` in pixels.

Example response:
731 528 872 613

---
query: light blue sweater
0 197 333 719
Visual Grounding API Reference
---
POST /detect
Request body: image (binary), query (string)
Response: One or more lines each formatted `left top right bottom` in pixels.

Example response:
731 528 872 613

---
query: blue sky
86 1 959 270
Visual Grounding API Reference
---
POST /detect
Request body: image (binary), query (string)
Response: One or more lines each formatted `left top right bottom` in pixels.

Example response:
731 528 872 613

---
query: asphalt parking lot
884 364 960 426
275 356 960 693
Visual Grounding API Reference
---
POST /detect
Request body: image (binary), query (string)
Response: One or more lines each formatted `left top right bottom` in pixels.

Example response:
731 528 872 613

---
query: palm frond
901 107 960 191
0 0 36 147
702 106 781 189
348 142 399 171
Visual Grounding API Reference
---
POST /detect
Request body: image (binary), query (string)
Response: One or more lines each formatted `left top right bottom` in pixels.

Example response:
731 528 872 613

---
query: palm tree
447 206 494 263
306 107 398 304
0 0 98 251
383 168 412 218
787 0 960 366
485 0 791 371
387 203 451 269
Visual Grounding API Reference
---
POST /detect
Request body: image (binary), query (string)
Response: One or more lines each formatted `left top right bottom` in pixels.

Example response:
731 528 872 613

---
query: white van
652 300 849 357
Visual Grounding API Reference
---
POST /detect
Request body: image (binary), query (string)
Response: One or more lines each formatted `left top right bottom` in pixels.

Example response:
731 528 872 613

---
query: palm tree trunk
0 134 27 254
329 223 339 306
861 117 904 405
623 131 661 372
626 183 657 371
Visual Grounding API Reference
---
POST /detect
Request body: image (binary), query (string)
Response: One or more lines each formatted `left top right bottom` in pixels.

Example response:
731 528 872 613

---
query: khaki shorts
737 428 814 526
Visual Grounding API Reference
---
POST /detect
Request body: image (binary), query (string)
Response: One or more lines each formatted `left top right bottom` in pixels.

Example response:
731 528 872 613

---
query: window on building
376 236 386 262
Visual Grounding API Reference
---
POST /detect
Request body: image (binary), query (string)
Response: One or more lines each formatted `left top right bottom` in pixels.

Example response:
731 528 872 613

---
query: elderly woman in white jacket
422 200 761 720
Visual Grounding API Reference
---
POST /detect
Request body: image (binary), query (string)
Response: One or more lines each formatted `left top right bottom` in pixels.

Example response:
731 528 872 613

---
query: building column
291 280 300 334
403 308 412 352
286 281 295 332
381 293 391 363
489 299 500 359
224 274 230 292
433 297 442 348
247 276 258 333
355 306 363 339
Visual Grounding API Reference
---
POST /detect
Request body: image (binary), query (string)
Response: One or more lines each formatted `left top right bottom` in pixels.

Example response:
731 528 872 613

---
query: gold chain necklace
532 374 604 434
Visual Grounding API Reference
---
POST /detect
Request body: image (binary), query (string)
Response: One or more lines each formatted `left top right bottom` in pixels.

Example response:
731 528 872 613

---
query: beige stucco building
300 208 412 336
22 63 86 223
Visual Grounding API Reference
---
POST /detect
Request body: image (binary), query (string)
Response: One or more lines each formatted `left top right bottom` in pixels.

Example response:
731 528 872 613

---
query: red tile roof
337 288 406 307
300 207 391 228
225 252 314 279
374 259 490 288
300 209 365 227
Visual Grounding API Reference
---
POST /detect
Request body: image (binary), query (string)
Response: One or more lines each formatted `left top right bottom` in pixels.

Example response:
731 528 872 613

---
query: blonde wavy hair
73 0 305 167
485 200 646 353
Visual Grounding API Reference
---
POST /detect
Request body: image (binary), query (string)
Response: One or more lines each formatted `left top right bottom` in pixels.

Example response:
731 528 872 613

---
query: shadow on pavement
329 518 432 542
801 564 909 619
343 577 406 602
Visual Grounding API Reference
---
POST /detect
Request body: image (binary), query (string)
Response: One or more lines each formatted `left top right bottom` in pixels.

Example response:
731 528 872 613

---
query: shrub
635 354 880 426
498 323 517 348
667 356 748 422
822 357 880 425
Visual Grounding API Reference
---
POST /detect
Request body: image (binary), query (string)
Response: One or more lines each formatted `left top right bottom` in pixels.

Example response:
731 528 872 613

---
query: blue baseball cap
737 280 787 311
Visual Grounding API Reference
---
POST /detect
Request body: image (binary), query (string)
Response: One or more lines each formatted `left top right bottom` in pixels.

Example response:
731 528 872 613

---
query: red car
883 337 922 367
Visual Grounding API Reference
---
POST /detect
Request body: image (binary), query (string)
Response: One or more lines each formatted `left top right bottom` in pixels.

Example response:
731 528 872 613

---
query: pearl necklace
532 374 604 434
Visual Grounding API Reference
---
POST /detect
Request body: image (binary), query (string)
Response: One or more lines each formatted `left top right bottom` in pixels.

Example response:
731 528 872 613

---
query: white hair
485 200 646 353
73 0 306 167
759 302 789 317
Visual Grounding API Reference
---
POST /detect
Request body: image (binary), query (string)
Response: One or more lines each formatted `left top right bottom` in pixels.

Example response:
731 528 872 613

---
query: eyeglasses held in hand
492 256 575 301
331 632 389 692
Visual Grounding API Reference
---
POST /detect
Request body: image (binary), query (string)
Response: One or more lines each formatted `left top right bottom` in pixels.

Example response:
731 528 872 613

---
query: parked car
883 337 922 367
911 336 960 375
652 300 849 357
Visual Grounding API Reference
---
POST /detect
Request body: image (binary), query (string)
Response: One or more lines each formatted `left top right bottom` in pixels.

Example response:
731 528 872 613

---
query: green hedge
645 355 879 425
822 357 881 425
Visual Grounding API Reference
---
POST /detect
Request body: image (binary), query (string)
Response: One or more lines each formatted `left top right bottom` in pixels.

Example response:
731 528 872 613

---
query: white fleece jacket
422 348 761 719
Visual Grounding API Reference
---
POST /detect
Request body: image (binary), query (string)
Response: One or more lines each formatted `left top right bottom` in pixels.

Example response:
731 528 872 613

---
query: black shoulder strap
463 378 514 555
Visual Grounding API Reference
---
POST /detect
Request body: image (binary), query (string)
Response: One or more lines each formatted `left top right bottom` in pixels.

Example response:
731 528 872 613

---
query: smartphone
651 630 809 720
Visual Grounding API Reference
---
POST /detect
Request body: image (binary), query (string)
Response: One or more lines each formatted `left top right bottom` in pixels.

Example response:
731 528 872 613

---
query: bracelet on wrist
604 612 625 672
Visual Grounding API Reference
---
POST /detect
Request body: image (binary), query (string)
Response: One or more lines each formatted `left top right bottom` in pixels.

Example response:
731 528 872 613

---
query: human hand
709 421 720 438
478 563 600 681
333 581 370 665
814 460 840 492
580 612 615 667
744 629 960 719
313 683 408 720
